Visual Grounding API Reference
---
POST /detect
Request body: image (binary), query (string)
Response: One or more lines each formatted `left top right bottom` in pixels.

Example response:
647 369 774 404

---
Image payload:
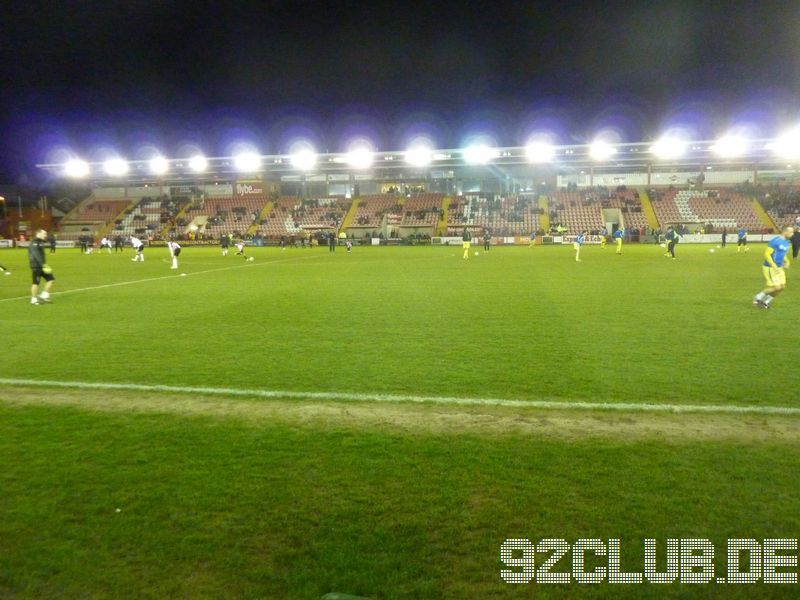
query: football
247 256 255 262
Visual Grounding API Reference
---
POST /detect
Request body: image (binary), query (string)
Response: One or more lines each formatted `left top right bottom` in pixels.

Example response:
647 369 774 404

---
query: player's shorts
616 237 622 244
137 245 144 252
738 238 747 245
462 241 471 249
763 266 787 287
573 242 580 250
31 268 55 285
172 248 181 257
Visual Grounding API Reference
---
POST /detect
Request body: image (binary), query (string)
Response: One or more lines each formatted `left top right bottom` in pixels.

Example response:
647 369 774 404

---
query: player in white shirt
167 241 181 269
130 236 144 261
235 240 252 260
99 237 112 253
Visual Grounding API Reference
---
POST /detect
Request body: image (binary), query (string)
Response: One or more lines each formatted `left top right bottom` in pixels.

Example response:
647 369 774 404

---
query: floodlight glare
188 155 208 173
588 140 616 161
463 144 499 165
290 149 317 170
103 158 129 176
405 146 433 167
650 137 688 160
346 147 374 169
771 129 800 159
525 141 555 163
149 155 169 175
711 135 748 158
64 158 90 178
234 152 261 172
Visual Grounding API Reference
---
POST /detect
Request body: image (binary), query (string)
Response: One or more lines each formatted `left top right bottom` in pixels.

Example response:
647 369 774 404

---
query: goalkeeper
28 229 55 304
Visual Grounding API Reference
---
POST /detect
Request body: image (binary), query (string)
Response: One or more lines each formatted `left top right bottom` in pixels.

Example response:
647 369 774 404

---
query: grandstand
548 189 647 234
48 183 796 244
399 193 443 228
761 187 800 228
255 197 349 239
649 189 765 231
181 196 269 239
108 196 186 240
58 198 129 240
446 194 541 236
345 195 404 237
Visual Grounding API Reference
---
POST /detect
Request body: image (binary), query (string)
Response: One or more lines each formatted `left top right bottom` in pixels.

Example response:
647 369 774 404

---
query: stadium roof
36 138 799 184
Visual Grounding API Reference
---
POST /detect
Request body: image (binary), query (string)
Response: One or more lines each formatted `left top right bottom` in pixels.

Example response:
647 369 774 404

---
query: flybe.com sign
235 182 264 196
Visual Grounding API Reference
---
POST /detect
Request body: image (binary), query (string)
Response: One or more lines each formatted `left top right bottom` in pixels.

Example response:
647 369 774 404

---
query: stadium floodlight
345 147 374 169
234 152 261 172
463 144 499 165
64 158 90 178
103 158 129 176
650 137 688 160
771 129 800 160
588 140 616 161
405 145 433 167
149 155 169 175
290 149 317 170
711 135 748 158
188 154 208 173
524 141 555 163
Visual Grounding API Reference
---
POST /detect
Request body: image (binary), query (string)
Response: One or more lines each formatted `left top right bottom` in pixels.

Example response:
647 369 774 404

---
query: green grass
0 243 796 405
1 243 800 597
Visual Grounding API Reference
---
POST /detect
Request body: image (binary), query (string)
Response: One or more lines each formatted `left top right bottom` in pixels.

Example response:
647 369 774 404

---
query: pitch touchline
0 254 322 303
1 378 799 416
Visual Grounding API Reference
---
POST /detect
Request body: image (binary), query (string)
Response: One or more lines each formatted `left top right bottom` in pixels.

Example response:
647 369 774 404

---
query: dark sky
1 0 799 182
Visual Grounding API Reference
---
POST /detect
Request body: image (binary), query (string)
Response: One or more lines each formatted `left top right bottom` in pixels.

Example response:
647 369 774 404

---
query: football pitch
2 243 800 597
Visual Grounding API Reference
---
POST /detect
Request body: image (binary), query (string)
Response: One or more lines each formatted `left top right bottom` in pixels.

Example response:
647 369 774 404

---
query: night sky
1 0 798 182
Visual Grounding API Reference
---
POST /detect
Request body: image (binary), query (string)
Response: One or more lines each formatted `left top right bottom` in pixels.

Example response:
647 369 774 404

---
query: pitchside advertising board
10 240 76 248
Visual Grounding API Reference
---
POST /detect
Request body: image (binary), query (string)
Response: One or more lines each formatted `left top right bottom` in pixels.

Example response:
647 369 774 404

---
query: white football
474 251 479 256
709 248 715 253
247 256 255 262
660 243 666 248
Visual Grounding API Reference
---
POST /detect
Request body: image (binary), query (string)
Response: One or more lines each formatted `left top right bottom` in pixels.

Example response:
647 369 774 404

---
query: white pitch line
1 378 800 416
0 253 322 303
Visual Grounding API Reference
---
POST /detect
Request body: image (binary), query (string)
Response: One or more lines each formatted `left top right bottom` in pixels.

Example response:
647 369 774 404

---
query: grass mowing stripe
3 377 800 416
0 252 323 303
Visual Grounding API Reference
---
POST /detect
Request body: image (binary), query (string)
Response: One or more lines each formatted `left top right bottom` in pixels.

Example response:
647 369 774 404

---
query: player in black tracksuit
791 228 800 259
28 229 55 304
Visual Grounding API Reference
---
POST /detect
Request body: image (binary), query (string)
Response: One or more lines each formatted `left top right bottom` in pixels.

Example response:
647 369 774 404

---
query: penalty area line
1 378 800 416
